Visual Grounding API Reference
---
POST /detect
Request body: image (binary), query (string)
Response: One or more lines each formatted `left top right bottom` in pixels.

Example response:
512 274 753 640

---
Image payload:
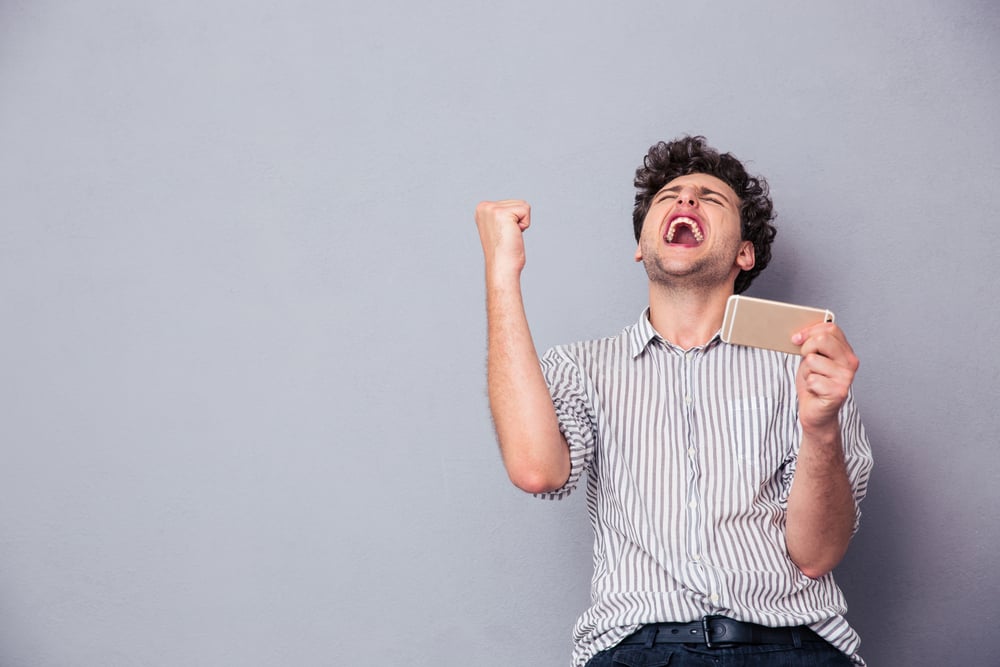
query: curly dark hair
632 135 777 294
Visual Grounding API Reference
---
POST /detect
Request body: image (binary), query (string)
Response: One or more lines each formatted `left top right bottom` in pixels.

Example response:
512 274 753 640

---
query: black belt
619 616 826 649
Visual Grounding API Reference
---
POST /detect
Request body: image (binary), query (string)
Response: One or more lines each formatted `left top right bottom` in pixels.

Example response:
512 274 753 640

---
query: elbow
499 433 571 494
503 450 571 494
789 549 846 580
796 563 835 580
508 467 568 494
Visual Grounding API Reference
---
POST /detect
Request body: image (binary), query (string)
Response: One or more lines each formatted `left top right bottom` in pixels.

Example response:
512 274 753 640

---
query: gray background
1 1 998 665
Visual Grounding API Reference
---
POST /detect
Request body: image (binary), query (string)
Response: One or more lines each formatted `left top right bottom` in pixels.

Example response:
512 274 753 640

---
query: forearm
784 425 856 579
485 273 570 493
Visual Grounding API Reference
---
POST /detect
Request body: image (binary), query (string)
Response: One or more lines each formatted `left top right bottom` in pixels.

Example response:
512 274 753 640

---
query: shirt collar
629 308 660 358
629 307 724 359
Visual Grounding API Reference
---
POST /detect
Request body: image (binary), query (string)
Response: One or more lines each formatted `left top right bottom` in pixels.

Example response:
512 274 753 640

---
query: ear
736 241 755 271
634 243 643 262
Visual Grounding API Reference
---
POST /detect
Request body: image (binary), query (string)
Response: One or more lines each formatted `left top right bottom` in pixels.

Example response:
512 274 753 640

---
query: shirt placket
682 347 721 612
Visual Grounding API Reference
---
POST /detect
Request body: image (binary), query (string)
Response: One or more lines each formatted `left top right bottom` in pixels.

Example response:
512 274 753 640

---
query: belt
618 616 826 649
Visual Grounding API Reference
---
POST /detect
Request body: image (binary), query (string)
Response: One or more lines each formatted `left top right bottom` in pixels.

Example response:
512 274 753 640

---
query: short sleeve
838 389 874 534
535 345 598 500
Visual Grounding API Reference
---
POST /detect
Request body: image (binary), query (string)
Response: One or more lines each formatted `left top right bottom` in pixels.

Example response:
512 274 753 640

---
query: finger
799 368 851 405
791 321 844 347
799 331 850 361
799 352 854 389
476 200 531 231
796 326 858 369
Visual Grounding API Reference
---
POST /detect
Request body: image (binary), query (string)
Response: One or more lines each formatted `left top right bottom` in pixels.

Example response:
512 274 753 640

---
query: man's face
634 173 755 290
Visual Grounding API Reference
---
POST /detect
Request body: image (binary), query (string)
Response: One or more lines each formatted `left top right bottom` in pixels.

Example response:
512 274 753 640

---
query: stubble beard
640 242 738 294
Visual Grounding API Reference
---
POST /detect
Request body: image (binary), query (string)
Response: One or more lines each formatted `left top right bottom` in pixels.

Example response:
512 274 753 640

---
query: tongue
670 226 700 245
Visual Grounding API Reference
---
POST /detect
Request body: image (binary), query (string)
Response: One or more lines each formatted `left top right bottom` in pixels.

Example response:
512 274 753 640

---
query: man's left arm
784 322 862 579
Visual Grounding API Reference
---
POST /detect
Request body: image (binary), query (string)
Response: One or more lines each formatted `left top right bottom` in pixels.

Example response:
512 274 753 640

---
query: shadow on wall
834 414 912 666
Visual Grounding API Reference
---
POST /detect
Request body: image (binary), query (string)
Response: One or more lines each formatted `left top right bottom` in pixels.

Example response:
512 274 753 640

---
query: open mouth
664 216 704 245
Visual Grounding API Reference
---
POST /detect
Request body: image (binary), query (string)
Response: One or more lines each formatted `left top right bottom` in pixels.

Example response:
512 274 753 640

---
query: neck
646 281 734 349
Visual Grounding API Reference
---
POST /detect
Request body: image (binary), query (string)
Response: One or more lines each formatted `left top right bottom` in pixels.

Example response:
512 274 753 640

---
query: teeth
665 217 704 243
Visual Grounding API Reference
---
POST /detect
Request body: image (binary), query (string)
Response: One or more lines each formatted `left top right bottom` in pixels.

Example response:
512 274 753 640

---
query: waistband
618 616 826 649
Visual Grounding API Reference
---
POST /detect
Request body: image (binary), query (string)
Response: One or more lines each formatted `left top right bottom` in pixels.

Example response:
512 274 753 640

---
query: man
474 135 873 666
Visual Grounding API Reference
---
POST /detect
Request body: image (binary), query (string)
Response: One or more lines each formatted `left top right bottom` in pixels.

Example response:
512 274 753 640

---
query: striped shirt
538 310 873 666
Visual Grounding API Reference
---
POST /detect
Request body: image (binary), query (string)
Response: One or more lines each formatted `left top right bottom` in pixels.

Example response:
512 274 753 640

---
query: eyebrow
655 184 736 205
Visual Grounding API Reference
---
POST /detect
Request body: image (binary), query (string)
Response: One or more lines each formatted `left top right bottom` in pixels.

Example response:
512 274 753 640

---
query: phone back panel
721 295 834 355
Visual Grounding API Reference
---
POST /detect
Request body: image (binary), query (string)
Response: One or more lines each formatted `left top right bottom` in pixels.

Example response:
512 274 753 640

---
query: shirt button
684 394 692 405
688 501 697 510
710 593 720 603
687 448 696 458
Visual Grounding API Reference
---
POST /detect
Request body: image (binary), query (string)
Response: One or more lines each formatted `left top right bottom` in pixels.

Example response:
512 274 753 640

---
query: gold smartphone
721 295 834 355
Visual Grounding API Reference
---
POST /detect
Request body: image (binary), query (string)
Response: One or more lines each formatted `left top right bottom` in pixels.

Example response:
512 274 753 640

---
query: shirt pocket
728 396 783 486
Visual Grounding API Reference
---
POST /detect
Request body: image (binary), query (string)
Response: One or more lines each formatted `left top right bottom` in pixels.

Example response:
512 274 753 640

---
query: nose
675 186 698 207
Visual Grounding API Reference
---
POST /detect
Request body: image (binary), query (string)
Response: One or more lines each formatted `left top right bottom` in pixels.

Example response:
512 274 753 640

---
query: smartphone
721 295 834 355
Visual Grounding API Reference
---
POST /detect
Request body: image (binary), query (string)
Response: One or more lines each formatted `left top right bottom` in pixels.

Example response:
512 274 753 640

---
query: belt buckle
701 615 724 649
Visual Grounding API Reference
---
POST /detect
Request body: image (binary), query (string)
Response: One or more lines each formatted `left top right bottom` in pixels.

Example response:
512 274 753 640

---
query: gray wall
1 1 997 665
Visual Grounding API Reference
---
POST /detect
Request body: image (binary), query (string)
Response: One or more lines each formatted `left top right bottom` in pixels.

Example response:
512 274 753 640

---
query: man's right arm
475 200 570 494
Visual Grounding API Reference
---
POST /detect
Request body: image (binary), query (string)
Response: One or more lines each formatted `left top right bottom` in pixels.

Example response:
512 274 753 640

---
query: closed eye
654 185 734 208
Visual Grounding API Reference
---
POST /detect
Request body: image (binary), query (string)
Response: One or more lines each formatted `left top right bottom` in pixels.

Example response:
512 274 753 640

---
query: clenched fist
475 199 532 279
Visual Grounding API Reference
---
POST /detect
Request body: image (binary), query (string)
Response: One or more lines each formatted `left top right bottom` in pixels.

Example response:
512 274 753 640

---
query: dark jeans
586 641 854 667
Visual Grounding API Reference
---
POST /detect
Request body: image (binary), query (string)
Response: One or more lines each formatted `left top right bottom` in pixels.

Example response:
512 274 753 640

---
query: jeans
585 641 854 667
